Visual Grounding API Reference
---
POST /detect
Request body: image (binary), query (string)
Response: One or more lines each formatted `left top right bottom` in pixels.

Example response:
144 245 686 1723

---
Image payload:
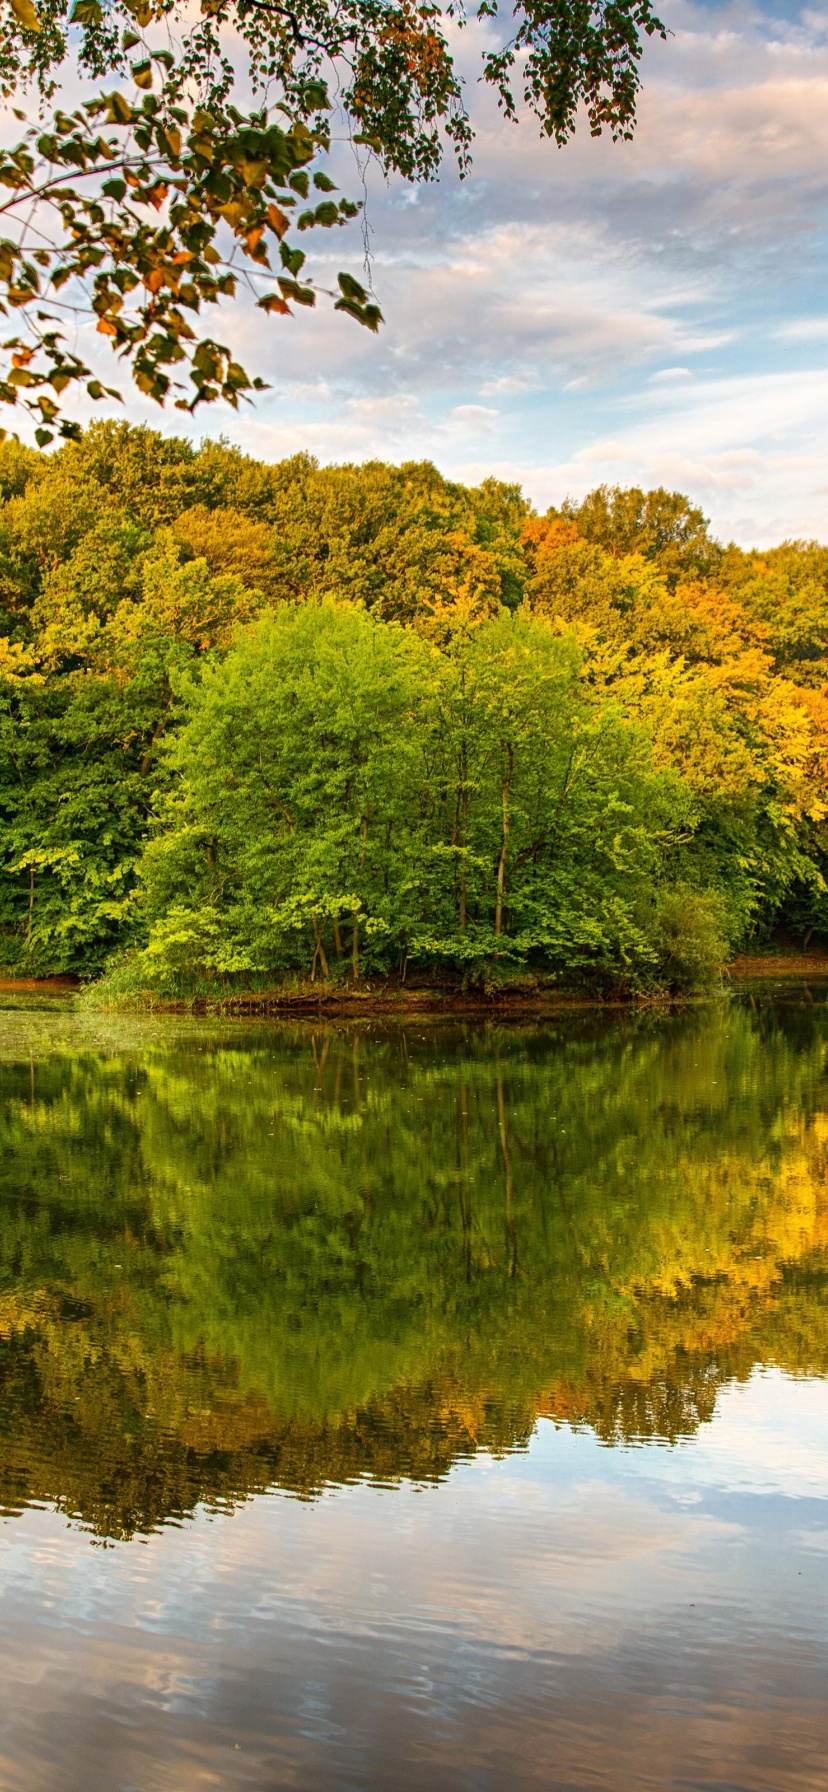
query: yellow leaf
267 203 289 238
8 0 40 30
236 158 269 187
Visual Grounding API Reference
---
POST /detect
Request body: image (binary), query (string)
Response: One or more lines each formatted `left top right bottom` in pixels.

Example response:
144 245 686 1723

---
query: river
0 983 826 1789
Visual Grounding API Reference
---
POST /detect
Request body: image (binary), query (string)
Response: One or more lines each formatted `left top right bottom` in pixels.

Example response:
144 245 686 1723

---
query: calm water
0 987 827 1790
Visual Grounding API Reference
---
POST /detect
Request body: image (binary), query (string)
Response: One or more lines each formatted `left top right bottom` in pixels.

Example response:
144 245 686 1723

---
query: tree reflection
0 997 826 1537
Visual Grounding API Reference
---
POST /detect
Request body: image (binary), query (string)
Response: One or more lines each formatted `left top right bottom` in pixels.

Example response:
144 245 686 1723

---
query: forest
1 420 827 996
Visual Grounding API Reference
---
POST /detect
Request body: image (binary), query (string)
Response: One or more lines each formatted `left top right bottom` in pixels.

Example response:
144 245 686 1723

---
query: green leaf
279 242 305 275
337 272 368 304
334 296 383 332
278 277 315 307
70 0 102 21
158 126 181 160
105 93 134 126
131 59 153 89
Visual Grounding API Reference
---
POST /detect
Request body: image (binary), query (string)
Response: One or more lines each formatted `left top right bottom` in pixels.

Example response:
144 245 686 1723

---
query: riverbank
4 949 828 1018
727 951 828 980
0 977 79 995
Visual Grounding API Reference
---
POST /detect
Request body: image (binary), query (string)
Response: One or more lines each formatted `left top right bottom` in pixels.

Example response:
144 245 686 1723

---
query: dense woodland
1 422 828 994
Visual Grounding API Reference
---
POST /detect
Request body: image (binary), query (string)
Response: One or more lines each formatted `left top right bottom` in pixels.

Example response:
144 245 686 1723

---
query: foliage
558 483 723 588
135 600 689 990
2 424 828 984
645 883 727 992
0 0 666 436
522 506 828 946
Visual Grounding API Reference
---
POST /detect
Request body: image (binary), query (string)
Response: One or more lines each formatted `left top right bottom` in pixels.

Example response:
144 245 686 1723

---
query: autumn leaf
8 0 40 30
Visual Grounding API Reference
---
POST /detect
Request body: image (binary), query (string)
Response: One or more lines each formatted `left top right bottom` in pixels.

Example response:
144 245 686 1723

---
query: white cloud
15 0 828 546
774 316 828 341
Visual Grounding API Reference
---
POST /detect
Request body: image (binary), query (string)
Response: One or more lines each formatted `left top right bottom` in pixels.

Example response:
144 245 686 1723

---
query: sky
58 1 828 544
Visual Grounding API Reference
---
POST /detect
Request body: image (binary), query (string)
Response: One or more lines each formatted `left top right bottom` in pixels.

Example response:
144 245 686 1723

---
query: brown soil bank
5 958 828 1018
102 984 607 1019
81 957 828 1017
0 976 79 994
727 951 828 980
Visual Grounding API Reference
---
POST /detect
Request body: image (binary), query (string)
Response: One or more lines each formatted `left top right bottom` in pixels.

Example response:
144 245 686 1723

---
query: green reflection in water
0 991 827 1539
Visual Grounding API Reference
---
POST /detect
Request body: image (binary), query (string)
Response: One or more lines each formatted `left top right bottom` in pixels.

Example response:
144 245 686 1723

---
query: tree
0 0 666 440
132 599 694 992
521 505 828 945
4 433 828 979
560 485 723 587
139 599 433 984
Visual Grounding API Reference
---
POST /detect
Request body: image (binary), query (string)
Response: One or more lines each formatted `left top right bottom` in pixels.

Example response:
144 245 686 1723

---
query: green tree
140 599 432 984
133 599 697 991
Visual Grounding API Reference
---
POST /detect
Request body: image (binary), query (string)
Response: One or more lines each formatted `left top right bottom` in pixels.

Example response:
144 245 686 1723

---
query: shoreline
2 953 828 1017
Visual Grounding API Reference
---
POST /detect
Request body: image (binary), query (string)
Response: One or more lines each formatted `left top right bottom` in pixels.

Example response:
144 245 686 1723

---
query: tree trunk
353 800 369 985
312 917 329 981
494 744 513 939
139 710 170 778
459 742 468 935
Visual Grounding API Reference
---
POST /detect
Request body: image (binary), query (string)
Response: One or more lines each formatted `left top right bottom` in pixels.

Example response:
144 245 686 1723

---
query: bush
648 884 728 991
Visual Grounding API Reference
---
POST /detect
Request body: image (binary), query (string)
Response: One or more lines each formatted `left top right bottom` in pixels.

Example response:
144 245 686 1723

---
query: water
0 986 827 1790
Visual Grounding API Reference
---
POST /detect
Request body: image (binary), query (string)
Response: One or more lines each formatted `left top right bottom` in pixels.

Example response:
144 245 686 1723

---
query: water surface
0 987 827 1789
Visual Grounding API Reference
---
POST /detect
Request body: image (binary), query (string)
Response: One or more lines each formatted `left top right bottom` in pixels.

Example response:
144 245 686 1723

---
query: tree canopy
0 426 827 991
0 0 665 439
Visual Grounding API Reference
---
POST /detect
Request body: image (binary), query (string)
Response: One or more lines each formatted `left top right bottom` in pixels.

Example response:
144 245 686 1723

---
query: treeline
1 423 827 991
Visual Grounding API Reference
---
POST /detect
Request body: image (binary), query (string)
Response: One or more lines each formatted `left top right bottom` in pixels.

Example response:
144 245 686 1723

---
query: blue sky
77 1 828 543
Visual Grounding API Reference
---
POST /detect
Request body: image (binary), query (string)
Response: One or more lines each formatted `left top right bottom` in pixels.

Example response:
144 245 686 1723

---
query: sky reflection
0 1371 826 1792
